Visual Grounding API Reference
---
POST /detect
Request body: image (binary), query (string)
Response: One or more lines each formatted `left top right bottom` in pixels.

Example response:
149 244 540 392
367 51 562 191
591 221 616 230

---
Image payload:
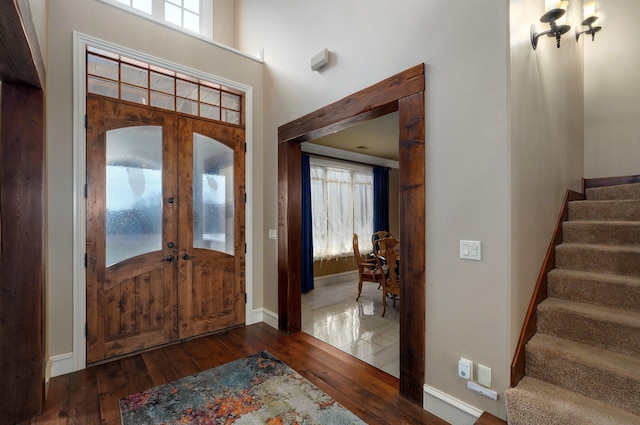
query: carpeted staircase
505 182 640 424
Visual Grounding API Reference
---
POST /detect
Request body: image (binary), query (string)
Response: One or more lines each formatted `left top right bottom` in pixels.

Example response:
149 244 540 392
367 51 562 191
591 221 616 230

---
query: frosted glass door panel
193 133 234 254
106 126 163 267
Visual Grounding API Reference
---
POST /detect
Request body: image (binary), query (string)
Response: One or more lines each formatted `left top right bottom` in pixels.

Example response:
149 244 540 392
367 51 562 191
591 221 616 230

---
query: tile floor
301 278 400 377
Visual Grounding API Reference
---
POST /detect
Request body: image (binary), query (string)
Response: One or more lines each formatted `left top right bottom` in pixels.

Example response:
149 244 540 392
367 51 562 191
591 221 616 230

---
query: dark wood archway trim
0 0 45 88
277 64 426 404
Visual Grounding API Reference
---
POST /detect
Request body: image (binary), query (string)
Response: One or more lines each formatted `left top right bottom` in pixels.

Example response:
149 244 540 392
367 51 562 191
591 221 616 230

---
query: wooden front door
86 96 245 364
176 116 246 339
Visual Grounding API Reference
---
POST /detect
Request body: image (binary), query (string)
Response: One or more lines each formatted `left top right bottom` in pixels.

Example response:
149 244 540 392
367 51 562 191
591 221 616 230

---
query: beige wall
45 0 264 360
213 0 235 47
314 257 355 277
236 0 511 419
509 0 585 397
27 0 47 66
584 0 640 178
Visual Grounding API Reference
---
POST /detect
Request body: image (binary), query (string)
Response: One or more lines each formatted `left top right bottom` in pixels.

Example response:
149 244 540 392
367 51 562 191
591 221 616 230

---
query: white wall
45 0 264 362
236 0 511 420
584 0 640 178
509 0 585 398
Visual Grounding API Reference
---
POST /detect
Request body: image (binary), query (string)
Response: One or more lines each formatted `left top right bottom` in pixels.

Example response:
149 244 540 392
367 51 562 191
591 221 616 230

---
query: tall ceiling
308 111 399 161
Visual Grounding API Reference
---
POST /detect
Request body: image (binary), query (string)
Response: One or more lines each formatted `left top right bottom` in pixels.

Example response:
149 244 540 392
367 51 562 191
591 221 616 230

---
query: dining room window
310 159 374 260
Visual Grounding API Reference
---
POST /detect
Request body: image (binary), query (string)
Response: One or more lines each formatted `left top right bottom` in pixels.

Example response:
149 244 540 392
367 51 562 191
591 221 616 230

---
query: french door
86 95 245 364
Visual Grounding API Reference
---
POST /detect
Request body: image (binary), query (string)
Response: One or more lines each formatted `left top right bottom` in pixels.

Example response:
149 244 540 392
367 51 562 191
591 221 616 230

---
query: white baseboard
49 352 75 378
260 308 279 329
424 384 482 425
251 307 278 329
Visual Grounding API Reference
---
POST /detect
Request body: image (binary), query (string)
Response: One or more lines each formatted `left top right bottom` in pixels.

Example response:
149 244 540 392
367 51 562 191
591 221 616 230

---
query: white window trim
98 0 262 63
199 0 213 39
71 31 256 372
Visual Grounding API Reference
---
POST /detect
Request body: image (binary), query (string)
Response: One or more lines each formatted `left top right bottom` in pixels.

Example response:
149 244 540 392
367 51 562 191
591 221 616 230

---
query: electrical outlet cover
458 358 472 380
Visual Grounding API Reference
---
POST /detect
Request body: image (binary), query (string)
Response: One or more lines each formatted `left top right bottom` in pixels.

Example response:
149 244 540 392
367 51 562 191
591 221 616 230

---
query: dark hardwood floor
30 323 450 425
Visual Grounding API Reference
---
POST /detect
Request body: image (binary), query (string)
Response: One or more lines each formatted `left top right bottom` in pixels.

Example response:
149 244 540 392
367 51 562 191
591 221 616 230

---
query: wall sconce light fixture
576 1 602 42
531 2 571 50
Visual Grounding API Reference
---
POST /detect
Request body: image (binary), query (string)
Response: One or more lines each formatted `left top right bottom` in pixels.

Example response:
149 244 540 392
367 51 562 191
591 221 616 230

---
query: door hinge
244 243 247 253
244 193 247 203
244 293 247 304
85 323 88 338
84 253 87 268
244 143 247 153
84 114 88 129
84 183 88 198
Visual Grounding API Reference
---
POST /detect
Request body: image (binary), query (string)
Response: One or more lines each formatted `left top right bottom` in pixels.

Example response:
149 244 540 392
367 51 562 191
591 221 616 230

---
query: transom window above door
87 46 243 125
102 0 212 38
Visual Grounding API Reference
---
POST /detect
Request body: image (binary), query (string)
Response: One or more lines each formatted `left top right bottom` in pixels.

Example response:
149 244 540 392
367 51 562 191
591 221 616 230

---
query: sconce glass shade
583 1 596 19
576 0 601 42
545 0 569 12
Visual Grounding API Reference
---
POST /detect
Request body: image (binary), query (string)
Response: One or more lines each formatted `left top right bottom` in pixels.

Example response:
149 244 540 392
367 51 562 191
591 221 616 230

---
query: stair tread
573 199 640 205
558 242 640 252
540 297 640 325
568 199 640 221
527 334 640 414
556 243 640 277
506 377 640 425
548 269 640 312
538 297 640 357
549 268 640 285
566 219 640 225
586 183 640 200
528 333 640 379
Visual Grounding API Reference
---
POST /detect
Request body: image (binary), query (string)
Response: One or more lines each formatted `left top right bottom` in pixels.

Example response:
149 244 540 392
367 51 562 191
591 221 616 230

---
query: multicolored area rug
119 350 367 424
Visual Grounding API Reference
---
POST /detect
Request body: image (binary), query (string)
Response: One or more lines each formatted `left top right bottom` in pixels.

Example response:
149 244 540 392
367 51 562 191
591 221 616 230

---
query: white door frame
72 32 255 371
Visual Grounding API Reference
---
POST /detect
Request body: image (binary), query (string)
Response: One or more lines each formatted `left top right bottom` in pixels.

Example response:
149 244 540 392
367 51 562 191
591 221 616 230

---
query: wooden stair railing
510 189 584 386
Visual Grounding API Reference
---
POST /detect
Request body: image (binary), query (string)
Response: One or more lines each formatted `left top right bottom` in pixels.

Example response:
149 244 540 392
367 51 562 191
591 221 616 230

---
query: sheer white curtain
353 171 374 249
310 161 373 260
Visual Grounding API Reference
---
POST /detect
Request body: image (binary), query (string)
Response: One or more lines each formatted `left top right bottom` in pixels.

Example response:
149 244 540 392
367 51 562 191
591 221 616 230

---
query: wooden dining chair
378 237 400 317
352 233 384 301
371 230 393 256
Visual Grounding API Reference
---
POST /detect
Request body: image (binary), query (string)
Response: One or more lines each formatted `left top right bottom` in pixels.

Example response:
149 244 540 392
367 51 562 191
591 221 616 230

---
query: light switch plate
460 240 481 260
268 229 277 240
478 364 492 387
